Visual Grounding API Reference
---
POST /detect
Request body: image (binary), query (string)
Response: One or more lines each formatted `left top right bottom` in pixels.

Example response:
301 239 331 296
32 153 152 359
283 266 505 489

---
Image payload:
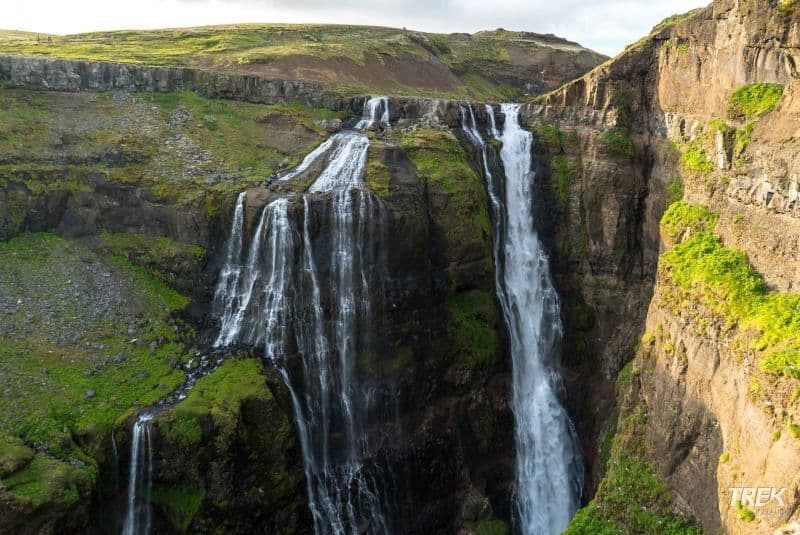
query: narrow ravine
461 103 583 535
213 97 391 535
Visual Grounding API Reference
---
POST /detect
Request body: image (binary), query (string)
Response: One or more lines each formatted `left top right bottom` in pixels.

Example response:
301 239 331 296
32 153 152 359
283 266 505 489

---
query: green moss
600 129 634 157
534 123 564 151
473 519 511 535
158 358 268 450
779 0 798 14
789 423 800 440
679 142 714 175
651 9 704 33
0 89 330 209
401 128 491 238
552 154 579 208
97 232 205 286
0 435 34 478
0 233 190 486
666 178 684 205
734 121 755 155
660 230 800 381
661 201 718 239
565 448 701 534
728 83 784 122
599 412 619 471
365 149 392 198
447 291 499 369
736 501 756 522
1 456 92 508
152 484 205 532
719 451 730 464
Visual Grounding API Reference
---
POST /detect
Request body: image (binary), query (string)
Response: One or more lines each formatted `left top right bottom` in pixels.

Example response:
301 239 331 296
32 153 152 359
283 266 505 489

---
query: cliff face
0 85 514 533
525 1 800 532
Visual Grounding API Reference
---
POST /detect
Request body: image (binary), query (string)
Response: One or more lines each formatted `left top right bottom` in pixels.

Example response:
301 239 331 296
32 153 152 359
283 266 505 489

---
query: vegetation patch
401 128 491 239
728 83 784 122
157 358 270 450
0 233 192 509
97 232 206 288
0 89 329 210
660 230 800 381
679 142 714 175
447 290 499 369
600 129 635 157
666 177 684 205
1 455 93 508
651 9 705 33
552 154 579 208
152 484 205 532
660 201 718 240
565 448 701 534
364 144 392 198
472 519 511 535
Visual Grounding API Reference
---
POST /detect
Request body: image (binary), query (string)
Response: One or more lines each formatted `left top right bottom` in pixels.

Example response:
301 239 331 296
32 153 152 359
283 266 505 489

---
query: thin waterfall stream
213 96 391 535
461 103 583 535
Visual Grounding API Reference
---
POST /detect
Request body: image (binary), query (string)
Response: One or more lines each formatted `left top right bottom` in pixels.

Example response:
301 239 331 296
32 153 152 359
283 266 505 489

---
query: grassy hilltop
0 24 606 100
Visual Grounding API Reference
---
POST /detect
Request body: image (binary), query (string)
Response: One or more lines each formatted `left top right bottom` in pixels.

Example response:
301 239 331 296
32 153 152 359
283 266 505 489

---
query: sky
3 0 710 56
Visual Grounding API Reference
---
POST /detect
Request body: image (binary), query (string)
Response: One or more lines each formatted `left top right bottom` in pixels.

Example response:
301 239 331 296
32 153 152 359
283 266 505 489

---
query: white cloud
2 0 709 56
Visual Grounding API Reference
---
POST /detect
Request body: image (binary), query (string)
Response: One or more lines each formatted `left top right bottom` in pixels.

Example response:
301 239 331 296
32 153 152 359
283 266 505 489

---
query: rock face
521 0 800 532
0 54 345 109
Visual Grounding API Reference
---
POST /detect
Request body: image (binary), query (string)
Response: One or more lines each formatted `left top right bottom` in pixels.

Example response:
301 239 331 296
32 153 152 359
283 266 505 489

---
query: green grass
666 178 684 205
151 484 205 532
97 232 205 288
0 89 329 210
565 449 701 534
472 519 511 535
157 358 269 449
552 154 578 207
660 229 800 381
2 456 92 508
0 233 193 508
728 83 784 121
0 435 34 477
0 25 602 100
789 423 800 440
401 128 492 239
679 142 714 175
661 201 718 239
736 501 756 522
600 129 635 157
651 9 705 33
365 143 392 198
447 291 499 369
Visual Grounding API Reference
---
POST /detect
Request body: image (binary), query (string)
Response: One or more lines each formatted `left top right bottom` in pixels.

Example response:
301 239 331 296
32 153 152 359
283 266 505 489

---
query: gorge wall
522 0 800 532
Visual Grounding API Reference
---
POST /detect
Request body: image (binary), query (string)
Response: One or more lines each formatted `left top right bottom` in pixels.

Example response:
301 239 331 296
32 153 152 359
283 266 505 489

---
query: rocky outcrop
0 54 345 109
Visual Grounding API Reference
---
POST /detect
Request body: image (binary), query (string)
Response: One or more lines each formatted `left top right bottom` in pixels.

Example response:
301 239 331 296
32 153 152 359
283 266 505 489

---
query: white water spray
122 411 155 535
461 103 583 535
214 97 391 534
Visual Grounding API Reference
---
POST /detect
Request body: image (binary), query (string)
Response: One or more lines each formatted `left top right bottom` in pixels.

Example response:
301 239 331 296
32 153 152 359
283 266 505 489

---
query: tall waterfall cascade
122 411 155 535
213 97 391 535
460 103 583 535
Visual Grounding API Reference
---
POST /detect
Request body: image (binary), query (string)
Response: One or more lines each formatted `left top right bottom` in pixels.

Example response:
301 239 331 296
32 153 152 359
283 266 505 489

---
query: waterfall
460 104 583 534
214 96 390 534
122 411 155 535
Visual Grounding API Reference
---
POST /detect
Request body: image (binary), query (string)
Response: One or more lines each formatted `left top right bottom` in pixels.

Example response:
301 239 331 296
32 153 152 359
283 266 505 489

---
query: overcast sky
5 0 709 56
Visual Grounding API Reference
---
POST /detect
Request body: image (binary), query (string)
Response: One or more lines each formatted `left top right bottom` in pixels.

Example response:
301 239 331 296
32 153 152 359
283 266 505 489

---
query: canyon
0 1 799 534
